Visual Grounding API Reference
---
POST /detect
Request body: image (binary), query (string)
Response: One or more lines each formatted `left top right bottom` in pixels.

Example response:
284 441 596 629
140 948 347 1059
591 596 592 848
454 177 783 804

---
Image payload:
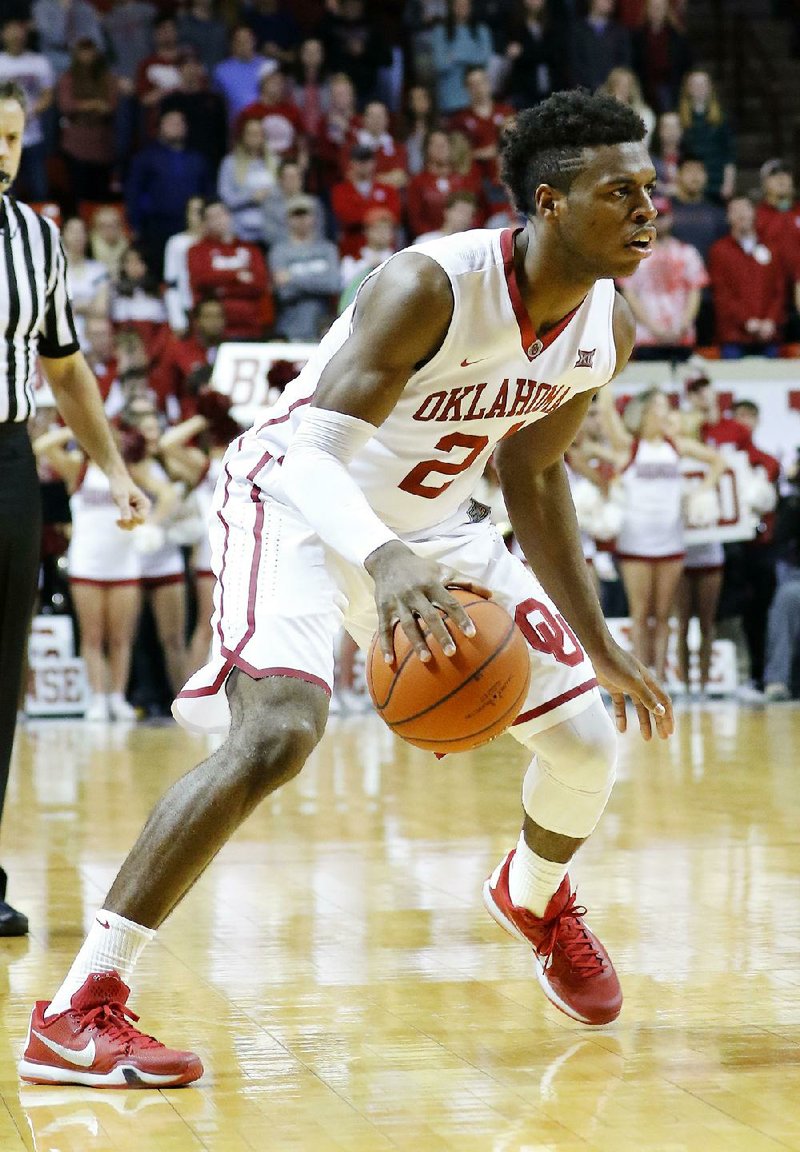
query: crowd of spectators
4 0 800 713
3 0 800 371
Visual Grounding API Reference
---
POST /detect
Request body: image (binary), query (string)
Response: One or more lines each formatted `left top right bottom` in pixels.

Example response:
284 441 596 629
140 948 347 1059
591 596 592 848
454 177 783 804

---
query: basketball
366 589 531 753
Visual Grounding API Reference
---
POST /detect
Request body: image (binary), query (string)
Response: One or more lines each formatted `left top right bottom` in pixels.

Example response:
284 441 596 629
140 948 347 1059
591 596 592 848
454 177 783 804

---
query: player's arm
40 350 150 528
494 390 611 653
279 252 489 663
494 295 672 741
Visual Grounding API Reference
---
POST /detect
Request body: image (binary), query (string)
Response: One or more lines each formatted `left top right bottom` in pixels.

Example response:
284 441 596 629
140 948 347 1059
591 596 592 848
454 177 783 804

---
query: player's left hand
591 641 673 741
109 473 151 529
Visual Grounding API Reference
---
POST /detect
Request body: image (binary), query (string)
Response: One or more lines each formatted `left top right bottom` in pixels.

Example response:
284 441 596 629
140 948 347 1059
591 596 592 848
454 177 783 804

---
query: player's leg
420 511 621 1023
19 670 329 1088
694 568 723 692
651 557 683 681
21 476 345 1087
148 580 188 696
485 698 622 1026
106 583 142 720
70 583 111 719
618 559 656 669
674 569 695 691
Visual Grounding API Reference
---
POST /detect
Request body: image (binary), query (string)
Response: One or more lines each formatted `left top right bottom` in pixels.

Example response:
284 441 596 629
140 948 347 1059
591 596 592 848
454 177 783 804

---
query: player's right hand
364 540 491 665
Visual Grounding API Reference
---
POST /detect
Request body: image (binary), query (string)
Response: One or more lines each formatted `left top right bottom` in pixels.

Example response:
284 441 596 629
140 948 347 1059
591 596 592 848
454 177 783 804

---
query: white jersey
68 462 141 583
614 437 685 559
245 227 617 536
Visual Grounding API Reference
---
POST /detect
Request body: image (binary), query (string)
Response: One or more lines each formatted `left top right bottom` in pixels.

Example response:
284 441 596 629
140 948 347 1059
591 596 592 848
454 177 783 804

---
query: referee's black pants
0 426 41 840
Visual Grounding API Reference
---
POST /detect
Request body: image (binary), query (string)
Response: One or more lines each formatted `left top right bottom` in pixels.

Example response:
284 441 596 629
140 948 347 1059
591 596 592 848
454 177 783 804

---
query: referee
0 82 150 936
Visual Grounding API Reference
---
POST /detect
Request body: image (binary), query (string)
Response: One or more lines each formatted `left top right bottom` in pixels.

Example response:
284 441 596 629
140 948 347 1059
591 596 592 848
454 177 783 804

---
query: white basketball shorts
174 445 600 738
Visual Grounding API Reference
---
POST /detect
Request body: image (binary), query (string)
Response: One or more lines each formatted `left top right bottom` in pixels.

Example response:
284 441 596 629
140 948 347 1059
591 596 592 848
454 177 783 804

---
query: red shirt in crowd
316 111 360 188
702 416 781 543
447 102 514 184
406 170 482 239
342 134 409 186
136 51 182 134
706 235 787 345
330 179 402 257
187 239 272 339
150 334 217 417
755 200 800 278
235 99 306 157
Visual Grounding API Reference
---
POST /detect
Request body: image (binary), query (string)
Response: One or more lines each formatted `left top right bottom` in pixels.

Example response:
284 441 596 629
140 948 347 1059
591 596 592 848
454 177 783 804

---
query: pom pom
195 388 242 448
119 426 147 464
571 477 603 530
591 500 624 541
195 389 233 421
131 522 166 554
745 466 777 515
685 485 720 528
267 359 302 392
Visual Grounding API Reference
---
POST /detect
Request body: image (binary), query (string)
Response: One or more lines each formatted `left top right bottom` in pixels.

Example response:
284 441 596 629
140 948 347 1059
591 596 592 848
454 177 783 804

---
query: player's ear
535 183 562 219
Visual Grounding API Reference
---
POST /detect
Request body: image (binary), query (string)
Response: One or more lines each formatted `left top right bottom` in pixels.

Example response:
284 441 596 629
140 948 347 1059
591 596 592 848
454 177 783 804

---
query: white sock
44 910 156 1018
508 833 569 917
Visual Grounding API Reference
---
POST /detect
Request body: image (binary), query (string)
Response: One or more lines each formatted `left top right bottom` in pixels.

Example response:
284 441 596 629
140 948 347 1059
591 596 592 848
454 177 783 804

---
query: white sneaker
84 696 109 721
736 682 765 705
765 683 791 702
108 694 137 721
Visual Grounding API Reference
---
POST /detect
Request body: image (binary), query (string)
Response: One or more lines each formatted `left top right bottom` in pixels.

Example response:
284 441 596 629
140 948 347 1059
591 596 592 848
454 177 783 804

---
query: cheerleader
32 425 169 721
154 387 242 678
119 401 196 698
597 386 724 680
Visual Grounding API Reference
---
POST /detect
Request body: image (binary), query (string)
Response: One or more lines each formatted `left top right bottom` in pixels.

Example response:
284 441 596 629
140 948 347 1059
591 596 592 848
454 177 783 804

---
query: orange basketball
366 589 531 753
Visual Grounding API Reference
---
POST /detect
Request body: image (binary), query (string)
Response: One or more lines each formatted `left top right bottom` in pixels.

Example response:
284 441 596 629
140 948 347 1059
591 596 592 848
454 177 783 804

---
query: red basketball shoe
19 972 203 1087
483 851 622 1025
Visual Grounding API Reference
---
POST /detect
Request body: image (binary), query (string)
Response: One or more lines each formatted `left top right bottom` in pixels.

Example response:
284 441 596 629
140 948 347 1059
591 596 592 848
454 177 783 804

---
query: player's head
500 89 656 278
0 80 26 192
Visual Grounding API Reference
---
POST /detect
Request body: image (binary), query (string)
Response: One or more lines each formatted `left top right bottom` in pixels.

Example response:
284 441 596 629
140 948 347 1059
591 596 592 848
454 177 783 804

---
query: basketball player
21 90 675 1088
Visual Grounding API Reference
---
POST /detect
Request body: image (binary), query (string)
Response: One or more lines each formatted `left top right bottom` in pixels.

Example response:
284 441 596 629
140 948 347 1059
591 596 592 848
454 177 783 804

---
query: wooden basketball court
1 699 799 1151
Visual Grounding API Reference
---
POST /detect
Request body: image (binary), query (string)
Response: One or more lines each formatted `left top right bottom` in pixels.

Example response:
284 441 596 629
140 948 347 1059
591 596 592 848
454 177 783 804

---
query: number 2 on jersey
398 432 490 498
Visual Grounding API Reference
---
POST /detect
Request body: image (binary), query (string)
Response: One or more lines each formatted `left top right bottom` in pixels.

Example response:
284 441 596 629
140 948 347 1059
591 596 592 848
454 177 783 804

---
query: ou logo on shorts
515 598 585 668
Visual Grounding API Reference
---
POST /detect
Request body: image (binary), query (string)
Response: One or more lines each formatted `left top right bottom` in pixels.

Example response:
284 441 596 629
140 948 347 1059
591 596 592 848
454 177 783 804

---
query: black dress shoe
0 867 28 936
0 899 28 936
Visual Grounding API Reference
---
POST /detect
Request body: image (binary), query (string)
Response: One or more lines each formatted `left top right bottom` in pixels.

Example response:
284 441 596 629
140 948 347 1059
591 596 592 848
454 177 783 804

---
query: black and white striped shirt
0 195 80 423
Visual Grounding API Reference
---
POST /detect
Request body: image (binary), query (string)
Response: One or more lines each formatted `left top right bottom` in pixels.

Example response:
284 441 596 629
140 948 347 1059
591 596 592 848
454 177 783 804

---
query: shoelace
80 1001 164 1053
516 890 606 977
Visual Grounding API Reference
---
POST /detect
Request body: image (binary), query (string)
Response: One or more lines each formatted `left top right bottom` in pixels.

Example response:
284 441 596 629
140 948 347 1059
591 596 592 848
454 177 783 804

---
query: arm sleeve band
280 406 401 567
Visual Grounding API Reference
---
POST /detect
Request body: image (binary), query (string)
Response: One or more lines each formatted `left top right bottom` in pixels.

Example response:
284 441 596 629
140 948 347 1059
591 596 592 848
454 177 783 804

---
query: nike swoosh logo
33 1031 97 1068
96 919 111 929
460 357 487 368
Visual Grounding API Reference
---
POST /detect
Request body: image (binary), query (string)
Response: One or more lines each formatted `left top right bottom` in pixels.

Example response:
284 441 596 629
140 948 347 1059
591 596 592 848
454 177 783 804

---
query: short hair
0 80 26 112
732 399 759 417
500 89 647 214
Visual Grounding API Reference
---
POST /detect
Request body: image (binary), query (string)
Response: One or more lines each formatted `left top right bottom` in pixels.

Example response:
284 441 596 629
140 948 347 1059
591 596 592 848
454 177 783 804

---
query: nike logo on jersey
460 357 487 367
33 1031 97 1068
575 348 596 368
96 918 111 929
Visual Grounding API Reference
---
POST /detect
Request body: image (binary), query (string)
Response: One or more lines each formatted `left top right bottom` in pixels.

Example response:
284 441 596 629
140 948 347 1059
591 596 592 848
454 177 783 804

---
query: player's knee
233 712 323 797
523 702 618 799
